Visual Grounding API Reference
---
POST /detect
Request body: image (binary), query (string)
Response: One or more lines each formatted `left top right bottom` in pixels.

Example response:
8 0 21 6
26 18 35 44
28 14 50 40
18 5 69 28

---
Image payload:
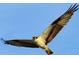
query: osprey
1 4 79 55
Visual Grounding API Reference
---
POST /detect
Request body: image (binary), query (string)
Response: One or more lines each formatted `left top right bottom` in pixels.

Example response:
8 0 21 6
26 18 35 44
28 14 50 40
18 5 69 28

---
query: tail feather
45 48 53 55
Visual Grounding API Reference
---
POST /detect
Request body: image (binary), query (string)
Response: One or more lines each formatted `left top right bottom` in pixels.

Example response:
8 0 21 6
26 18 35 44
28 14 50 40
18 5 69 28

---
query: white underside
34 36 46 49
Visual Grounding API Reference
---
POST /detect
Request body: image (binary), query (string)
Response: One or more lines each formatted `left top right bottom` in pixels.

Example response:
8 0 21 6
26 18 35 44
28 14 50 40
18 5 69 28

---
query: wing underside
40 4 79 44
3 39 39 48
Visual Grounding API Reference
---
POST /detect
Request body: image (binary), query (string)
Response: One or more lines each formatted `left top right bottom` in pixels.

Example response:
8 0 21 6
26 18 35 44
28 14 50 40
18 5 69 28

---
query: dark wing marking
2 38 39 48
40 4 79 44
45 24 63 44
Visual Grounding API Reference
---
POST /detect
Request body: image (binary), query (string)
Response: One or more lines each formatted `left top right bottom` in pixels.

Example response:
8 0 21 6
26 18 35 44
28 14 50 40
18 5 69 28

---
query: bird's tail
45 48 53 55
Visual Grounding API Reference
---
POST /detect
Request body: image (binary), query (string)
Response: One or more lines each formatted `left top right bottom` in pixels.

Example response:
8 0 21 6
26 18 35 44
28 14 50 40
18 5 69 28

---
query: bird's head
32 36 38 40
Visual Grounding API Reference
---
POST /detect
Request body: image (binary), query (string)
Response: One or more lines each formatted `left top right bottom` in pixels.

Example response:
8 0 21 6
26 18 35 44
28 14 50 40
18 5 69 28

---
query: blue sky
0 3 79 55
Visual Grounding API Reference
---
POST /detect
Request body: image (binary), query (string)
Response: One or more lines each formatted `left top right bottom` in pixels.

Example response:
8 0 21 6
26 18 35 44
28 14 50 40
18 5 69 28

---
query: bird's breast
34 36 46 47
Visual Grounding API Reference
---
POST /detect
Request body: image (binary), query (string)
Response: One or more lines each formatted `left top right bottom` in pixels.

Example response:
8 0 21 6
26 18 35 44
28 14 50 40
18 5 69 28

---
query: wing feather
40 4 79 44
3 39 39 48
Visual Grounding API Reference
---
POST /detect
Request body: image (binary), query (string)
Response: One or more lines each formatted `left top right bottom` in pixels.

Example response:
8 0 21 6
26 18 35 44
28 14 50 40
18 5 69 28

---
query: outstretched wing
1 38 39 48
40 4 79 44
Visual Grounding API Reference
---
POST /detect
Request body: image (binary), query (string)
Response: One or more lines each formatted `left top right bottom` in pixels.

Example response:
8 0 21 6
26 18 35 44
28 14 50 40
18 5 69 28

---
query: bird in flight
1 4 79 55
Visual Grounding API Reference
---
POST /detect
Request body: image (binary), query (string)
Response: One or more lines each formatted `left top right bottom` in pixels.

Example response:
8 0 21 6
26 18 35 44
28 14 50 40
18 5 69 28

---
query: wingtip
0 38 6 44
68 3 79 12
